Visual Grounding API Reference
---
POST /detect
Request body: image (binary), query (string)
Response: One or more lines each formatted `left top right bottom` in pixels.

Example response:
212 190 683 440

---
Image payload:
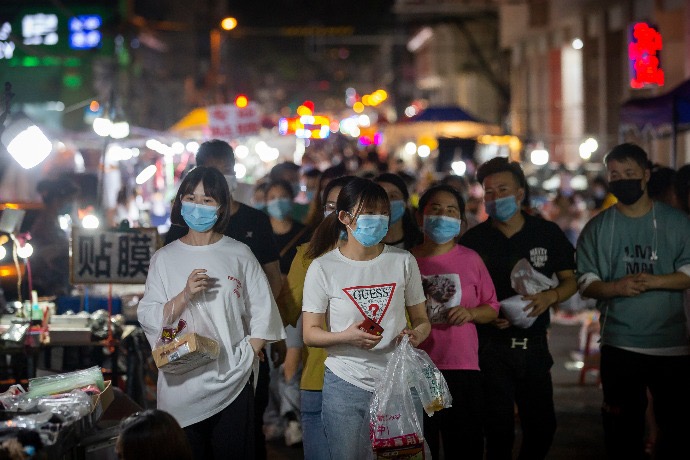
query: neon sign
22 13 59 45
69 15 102 49
628 22 664 88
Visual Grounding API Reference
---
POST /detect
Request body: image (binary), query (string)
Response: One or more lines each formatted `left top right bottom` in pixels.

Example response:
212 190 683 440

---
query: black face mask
609 179 644 205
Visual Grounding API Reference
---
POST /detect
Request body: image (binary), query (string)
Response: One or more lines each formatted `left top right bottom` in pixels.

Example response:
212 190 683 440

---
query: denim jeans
322 368 424 460
301 390 330 460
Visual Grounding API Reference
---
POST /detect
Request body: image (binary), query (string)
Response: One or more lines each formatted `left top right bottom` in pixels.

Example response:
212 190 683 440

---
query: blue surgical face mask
181 201 218 232
348 213 389 247
485 195 519 222
253 201 266 212
389 200 406 225
266 198 293 220
423 215 461 244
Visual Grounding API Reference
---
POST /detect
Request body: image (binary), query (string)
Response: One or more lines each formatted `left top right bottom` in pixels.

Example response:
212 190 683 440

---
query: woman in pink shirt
411 184 500 460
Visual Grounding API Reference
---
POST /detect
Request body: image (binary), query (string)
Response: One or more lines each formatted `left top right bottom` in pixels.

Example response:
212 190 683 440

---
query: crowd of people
106 139 690 460
4 135 688 459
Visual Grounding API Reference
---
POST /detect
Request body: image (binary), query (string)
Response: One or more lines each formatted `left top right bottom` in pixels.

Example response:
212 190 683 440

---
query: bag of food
366 335 451 459
152 291 220 374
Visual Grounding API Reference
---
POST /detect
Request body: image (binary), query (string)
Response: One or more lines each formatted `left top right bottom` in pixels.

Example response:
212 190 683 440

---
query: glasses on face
323 202 337 213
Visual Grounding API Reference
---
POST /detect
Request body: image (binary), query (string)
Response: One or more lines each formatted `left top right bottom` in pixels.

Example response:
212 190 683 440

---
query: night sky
227 0 396 30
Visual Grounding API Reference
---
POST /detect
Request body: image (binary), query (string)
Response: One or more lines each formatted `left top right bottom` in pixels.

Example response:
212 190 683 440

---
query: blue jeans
322 368 424 460
301 390 330 460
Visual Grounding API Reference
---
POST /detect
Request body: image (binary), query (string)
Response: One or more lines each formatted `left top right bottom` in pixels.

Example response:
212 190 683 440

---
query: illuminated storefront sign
0 6 112 65
69 15 102 49
279 115 331 139
22 13 59 45
628 22 664 88
0 22 15 59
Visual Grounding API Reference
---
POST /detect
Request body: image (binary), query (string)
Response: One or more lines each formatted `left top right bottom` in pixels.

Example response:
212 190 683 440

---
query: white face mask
224 175 238 195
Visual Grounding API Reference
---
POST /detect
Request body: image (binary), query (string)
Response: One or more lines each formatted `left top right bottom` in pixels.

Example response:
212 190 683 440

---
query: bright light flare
109 121 130 139
136 165 157 185
221 17 237 31
417 145 431 158
234 163 247 179
451 161 467 176
93 117 112 137
3 123 53 169
572 38 584 50
82 214 100 229
17 242 33 259
235 145 249 159
530 148 549 166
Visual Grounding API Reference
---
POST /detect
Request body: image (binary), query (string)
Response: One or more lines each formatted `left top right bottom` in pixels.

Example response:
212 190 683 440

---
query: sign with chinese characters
207 103 261 138
628 22 664 89
71 228 160 285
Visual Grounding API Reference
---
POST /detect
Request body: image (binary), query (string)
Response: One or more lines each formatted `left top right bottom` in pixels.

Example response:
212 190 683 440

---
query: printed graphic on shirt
343 283 396 324
421 274 461 324
623 244 655 274
530 247 548 268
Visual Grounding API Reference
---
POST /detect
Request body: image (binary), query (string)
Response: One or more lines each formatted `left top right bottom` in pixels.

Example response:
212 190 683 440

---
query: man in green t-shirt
576 143 690 459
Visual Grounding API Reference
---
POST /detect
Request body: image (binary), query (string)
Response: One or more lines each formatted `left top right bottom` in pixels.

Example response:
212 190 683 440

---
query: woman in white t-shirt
302 177 431 460
138 166 285 459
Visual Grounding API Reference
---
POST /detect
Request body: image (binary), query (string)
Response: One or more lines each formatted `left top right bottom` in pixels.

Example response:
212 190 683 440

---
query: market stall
0 366 115 459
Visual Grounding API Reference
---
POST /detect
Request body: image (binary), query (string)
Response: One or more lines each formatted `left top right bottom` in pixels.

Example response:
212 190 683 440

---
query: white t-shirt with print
138 236 286 427
302 245 427 392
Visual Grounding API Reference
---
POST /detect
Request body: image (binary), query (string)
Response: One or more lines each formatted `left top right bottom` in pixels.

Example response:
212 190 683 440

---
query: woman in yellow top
279 175 355 460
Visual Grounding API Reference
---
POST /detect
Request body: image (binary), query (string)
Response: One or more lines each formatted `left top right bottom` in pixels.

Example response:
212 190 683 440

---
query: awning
619 79 690 167
620 79 690 133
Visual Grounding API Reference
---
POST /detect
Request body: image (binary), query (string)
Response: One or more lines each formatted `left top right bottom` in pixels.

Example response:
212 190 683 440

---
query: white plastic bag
502 259 559 329
153 291 220 374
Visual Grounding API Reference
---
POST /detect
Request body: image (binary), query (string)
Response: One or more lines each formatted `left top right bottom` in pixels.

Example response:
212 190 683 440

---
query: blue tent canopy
408 105 484 123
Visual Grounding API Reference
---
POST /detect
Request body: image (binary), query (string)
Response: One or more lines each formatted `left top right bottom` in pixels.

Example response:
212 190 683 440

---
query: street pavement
267 313 607 459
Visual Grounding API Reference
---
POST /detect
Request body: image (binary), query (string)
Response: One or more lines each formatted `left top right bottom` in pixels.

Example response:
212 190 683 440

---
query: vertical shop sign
628 22 664 89
71 228 159 284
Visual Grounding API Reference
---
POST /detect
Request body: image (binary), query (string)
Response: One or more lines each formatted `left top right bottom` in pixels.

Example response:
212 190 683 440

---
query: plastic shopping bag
502 258 559 329
152 291 220 374
366 335 452 459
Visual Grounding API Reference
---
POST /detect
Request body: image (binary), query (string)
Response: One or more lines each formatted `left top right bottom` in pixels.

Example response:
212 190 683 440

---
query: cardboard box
152 333 220 375
90 380 114 421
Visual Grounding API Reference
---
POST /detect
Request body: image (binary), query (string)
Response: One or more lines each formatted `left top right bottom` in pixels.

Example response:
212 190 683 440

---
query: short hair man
164 139 282 460
576 143 690 459
460 157 577 460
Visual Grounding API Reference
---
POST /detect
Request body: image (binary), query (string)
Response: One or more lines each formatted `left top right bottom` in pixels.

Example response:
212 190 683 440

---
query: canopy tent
619 78 690 167
383 105 502 150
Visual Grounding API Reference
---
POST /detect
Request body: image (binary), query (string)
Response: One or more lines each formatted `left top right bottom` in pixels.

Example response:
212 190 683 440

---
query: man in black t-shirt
163 139 282 460
460 157 577 460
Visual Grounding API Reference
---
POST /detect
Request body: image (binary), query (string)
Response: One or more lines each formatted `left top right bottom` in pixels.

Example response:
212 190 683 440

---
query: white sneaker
284 420 302 447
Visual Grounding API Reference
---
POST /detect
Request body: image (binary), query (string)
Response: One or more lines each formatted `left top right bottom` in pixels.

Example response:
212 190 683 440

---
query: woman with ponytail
302 177 431 460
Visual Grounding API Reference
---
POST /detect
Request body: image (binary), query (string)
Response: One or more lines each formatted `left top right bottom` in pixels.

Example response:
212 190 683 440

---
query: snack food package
152 332 220 374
